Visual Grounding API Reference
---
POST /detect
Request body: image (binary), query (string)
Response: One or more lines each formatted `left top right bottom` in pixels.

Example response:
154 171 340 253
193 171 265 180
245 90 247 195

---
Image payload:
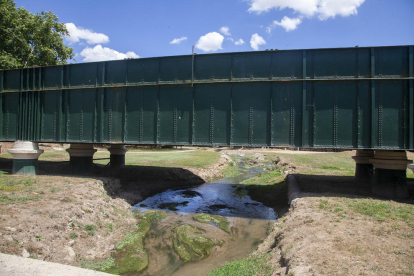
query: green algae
193 213 230 233
103 210 167 274
172 224 222 262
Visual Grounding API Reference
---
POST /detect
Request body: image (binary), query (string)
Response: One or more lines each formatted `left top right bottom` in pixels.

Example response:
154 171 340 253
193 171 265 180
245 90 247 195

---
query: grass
266 151 356 176
319 197 414 227
207 253 272 276
93 150 221 168
0 149 221 169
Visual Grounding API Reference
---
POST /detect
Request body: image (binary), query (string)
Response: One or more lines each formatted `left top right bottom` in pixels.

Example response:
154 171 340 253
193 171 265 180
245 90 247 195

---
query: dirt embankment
256 188 414 275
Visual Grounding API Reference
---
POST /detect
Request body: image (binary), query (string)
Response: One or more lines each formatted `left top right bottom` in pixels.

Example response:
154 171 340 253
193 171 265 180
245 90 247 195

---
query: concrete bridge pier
370 151 411 198
66 144 97 175
352 150 374 181
108 145 128 167
8 141 44 175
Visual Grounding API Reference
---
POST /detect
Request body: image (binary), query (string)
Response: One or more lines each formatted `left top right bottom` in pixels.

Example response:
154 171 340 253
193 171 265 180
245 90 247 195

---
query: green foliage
69 232 78 239
207 254 271 276
0 0 74 69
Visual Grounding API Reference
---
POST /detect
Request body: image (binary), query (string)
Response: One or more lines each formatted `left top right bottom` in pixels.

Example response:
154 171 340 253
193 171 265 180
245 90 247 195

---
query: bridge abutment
352 150 374 181
370 151 411 198
108 145 128 167
8 142 44 175
66 144 97 175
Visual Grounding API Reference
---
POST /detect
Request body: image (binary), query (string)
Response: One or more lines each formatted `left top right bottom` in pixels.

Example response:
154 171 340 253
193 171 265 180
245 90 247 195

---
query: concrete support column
108 145 128 167
370 151 412 198
66 144 97 175
8 142 44 175
352 150 374 181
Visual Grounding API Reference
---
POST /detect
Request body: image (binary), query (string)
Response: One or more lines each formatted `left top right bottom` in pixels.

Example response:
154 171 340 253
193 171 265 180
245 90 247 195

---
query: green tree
0 0 74 69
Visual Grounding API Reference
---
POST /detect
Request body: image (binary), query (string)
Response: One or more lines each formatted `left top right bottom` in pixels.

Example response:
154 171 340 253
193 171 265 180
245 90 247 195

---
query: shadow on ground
0 158 205 206
293 174 414 204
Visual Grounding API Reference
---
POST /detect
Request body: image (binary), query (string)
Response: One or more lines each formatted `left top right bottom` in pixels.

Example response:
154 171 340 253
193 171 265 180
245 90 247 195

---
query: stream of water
132 160 277 276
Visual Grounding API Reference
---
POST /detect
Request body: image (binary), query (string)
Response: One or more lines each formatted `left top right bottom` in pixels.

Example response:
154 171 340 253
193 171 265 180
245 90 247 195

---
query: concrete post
352 150 374 181
66 144 97 175
108 145 128 167
370 151 412 198
8 141 44 175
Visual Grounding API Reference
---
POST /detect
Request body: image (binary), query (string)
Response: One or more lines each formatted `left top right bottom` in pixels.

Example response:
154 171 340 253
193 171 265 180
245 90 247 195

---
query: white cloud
195 32 224 52
170 37 187 44
267 16 302 32
65 23 109 44
220 26 231 36
80 45 139 62
248 0 365 20
235 39 245 46
250 34 266 50
227 37 234 42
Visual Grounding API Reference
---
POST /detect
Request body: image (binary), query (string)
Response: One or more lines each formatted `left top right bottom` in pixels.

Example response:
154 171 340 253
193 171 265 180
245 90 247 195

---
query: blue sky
15 0 414 62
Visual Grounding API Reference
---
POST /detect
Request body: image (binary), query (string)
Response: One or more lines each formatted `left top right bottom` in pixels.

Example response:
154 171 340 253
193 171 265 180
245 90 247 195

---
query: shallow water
132 160 277 276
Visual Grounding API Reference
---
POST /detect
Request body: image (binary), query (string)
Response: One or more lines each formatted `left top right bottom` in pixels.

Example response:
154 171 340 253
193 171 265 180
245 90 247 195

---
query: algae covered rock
193 213 230 233
104 210 167 274
172 224 222 262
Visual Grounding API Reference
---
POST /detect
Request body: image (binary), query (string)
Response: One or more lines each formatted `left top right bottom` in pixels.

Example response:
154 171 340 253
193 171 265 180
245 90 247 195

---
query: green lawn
0 149 221 169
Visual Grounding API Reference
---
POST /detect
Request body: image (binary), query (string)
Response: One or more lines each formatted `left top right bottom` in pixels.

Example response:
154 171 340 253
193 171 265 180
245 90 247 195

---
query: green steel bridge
1 45 413 198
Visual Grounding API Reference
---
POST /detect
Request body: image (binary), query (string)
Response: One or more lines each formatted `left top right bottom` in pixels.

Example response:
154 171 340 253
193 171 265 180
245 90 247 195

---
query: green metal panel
141 87 158 143
193 86 211 144
336 82 357 147
104 88 124 143
272 83 291 146
358 81 372 148
41 91 59 141
125 88 141 142
271 51 303 79
378 81 404 148
3 69 20 91
232 55 250 80
3 93 19 140
251 83 271 145
193 84 231 145
212 85 231 144
69 63 98 88
159 86 175 143
176 87 192 144
1 45 413 149
231 84 250 145
43 66 62 90
313 82 334 146
194 55 232 81
106 60 127 85
250 54 271 79
160 57 192 83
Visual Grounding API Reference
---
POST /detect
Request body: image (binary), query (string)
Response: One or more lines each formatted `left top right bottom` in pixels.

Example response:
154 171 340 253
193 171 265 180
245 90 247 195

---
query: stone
22 248 30 258
64 246 76 262
5 227 17 232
